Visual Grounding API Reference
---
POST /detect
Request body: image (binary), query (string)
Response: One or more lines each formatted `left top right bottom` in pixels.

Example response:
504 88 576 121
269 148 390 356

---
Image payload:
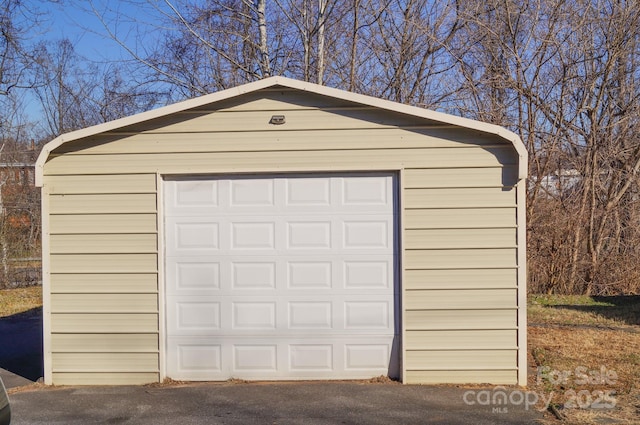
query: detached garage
36 76 527 386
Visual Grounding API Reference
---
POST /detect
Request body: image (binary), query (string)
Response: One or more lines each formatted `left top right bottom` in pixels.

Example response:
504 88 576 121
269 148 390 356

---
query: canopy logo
463 365 618 414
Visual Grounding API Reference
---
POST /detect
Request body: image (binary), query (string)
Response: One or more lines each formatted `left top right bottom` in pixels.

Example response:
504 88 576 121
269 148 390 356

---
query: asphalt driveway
0 308 42 387
3 380 543 425
0 308 543 424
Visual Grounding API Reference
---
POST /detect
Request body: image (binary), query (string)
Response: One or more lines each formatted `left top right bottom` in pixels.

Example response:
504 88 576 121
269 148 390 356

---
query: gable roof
35 76 527 186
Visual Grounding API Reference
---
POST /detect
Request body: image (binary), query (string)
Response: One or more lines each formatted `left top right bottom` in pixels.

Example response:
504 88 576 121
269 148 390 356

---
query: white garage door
164 174 398 380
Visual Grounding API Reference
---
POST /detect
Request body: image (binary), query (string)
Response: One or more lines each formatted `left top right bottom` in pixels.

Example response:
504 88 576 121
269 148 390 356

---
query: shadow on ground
550 295 640 326
0 307 43 382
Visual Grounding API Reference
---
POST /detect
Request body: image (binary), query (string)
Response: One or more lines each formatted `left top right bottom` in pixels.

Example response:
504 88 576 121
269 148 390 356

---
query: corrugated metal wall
42 88 521 385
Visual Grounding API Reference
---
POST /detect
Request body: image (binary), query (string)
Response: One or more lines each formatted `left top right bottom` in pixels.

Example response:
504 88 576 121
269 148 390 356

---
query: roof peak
36 77 527 186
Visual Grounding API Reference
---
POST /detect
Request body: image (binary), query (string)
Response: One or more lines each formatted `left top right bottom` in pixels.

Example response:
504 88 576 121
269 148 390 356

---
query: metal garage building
36 77 528 386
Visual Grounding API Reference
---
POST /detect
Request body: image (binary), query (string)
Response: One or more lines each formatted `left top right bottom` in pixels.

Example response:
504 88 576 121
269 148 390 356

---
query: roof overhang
35 76 528 187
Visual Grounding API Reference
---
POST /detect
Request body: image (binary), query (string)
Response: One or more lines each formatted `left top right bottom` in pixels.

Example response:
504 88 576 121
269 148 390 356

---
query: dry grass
528 295 640 424
0 286 42 317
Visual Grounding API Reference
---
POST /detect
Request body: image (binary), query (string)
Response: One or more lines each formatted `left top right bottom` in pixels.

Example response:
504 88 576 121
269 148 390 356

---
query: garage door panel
174 261 221 290
176 222 220 249
166 256 396 295
287 260 333 289
230 178 275 206
231 221 276 249
289 344 333 371
344 301 390 329
171 180 219 208
288 301 332 329
166 299 221 334
287 221 332 249
165 177 394 216
343 220 391 249
344 260 392 289
165 218 220 253
234 345 278 371
164 342 224 377
166 215 393 255
232 262 277 289
165 174 397 380
167 294 397 336
342 175 390 205
286 178 331 206
232 301 277 329
345 344 391 370
166 336 398 380
177 344 222 373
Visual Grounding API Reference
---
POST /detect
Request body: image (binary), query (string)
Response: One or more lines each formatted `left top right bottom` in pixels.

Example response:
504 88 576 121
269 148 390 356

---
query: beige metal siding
405 370 517 385
44 147 516 175
50 293 158 313
404 149 519 383
54 129 507 156
50 254 157 274
50 214 158 234
404 289 516 310
52 334 158 352
405 249 517 269
404 167 518 188
404 269 517 290
51 234 157 254
405 310 516 330
405 350 516 368
52 353 158 372
51 373 160 385
50 273 157 292
46 173 160 385
46 174 156 194
405 330 518 350
405 228 515 249
124 107 426 133
42 88 522 385
51 314 158 333
50 194 157 214
405 208 516 229
404 187 515 208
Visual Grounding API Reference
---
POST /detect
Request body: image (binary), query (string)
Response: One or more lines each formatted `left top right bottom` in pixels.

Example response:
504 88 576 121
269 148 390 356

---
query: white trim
161 170 401 380
156 173 166 383
35 76 528 186
516 179 528 386
399 168 406 384
41 185 53 384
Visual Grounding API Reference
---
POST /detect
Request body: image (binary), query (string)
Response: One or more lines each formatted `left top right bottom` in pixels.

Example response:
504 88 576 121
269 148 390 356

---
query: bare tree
0 0 40 96
274 0 334 83
18 0 640 294
363 0 463 106
96 66 163 122
457 0 640 295
31 39 102 136
81 0 283 99
0 0 42 287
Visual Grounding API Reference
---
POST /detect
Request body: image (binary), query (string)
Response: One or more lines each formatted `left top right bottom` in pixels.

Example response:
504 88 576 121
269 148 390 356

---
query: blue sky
22 0 166 125
38 1 142 62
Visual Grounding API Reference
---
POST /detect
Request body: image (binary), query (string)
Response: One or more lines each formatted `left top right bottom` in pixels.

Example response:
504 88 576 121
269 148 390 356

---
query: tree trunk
255 0 271 78
316 0 327 84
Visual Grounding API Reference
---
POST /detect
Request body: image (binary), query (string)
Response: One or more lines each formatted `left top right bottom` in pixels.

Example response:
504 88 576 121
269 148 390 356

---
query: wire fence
0 257 41 289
